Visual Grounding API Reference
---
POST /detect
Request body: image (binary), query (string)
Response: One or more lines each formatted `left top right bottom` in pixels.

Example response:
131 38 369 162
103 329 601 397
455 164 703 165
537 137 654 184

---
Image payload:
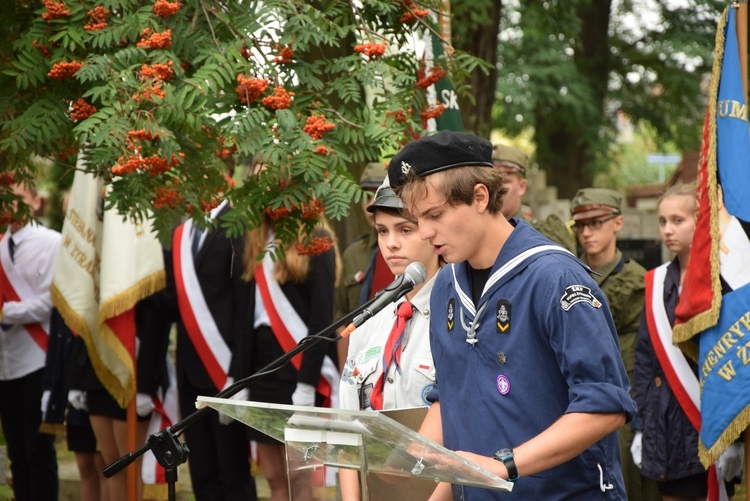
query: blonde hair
242 216 341 285
658 182 697 213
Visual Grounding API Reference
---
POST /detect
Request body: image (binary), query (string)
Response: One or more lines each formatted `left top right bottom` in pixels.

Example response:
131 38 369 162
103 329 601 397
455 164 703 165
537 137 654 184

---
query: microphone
340 262 427 338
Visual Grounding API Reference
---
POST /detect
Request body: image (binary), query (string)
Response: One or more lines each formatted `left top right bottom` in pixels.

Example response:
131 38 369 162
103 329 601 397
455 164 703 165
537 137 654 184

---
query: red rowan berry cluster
300 199 325 219
68 98 97 121
354 42 387 59
132 82 166 102
274 45 294 64
215 136 237 159
83 6 109 31
137 29 172 49
128 129 160 141
303 114 335 140
265 205 292 220
261 86 294 110
421 103 445 120
387 109 412 123
314 145 330 156
400 1 429 23
32 40 50 57
223 174 237 188
48 61 83 79
42 0 69 22
0 172 15 185
140 61 174 82
58 144 78 161
296 236 334 256
112 153 181 176
416 66 446 89
153 0 182 18
152 186 182 209
241 46 252 60
236 75 270 104
200 199 219 213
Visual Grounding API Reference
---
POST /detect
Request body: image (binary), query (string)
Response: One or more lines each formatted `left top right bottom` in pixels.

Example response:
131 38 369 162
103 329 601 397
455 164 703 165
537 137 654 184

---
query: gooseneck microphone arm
102 262 426 501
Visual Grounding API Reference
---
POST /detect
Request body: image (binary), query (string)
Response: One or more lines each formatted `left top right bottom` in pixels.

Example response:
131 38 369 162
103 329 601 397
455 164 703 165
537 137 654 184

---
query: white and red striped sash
644 264 726 501
254 252 339 407
142 355 179 485
0 234 48 351
172 222 231 391
644 264 700 428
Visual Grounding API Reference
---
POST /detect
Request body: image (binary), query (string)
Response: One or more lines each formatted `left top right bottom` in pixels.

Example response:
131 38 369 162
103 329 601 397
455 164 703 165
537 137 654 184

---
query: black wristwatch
493 448 519 483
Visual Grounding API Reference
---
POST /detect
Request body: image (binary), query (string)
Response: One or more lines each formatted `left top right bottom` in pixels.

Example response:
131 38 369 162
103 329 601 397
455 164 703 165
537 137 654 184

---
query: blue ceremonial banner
690 5 750 466
716 8 750 221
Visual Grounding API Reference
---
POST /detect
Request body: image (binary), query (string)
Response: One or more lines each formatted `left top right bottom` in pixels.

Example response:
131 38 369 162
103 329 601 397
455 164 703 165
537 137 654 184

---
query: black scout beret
387 130 494 190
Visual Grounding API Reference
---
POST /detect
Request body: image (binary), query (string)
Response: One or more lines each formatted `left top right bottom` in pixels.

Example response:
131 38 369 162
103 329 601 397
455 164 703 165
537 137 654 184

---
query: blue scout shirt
428 220 636 500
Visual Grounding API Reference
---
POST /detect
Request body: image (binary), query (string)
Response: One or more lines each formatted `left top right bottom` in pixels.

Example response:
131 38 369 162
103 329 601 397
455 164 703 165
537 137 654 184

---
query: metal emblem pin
497 352 507 365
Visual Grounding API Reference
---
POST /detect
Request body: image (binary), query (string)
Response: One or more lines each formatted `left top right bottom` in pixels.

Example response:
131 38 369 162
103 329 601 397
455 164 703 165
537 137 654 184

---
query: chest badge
447 298 455 332
496 299 511 333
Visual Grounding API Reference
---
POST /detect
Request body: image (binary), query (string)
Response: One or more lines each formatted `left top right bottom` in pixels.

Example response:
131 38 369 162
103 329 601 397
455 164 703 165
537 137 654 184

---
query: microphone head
404 262 428 286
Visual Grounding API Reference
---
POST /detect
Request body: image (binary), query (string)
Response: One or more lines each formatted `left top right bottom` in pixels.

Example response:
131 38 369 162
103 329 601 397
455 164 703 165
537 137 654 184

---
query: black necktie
8 236 15 263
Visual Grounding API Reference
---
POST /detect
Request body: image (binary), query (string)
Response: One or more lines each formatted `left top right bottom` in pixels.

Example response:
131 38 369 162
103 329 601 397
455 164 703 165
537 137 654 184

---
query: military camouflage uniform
334 229 378 321
583 249 661 501
515 207 577 254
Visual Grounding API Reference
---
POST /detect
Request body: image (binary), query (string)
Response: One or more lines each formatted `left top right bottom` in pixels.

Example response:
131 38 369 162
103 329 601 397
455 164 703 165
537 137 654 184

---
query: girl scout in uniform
338 178 442 500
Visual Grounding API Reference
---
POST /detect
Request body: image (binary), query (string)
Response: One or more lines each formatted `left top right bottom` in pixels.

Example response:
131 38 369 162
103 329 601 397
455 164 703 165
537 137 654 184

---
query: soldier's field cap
387 130 493 189
570 188 623 221
366 178 403 213
492 144 528 176
360 162 388 190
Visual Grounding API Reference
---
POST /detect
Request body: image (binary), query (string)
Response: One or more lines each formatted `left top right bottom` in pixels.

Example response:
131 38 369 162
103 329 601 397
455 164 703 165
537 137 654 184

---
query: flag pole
735 2 749 497
735 0 748 99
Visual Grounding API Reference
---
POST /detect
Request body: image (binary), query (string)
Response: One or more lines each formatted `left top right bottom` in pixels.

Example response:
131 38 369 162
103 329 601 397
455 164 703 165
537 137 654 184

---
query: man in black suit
164 196 258 501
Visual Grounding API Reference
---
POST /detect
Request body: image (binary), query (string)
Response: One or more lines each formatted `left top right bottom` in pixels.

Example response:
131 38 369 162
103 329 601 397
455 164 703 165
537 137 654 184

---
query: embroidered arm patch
559 285 602 311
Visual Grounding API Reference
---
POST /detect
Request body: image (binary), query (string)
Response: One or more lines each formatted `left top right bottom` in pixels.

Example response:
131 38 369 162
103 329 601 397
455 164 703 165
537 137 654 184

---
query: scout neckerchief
0 233 49 351
254 248 339 407
453 244 572 344
172 221 231 391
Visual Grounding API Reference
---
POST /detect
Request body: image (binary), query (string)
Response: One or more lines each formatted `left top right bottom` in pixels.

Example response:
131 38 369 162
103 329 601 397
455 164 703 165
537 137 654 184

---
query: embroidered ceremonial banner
51 157 165 407
673 6 750 467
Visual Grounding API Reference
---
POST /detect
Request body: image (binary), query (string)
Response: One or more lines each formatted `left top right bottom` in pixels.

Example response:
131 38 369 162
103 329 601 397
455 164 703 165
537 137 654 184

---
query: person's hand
630 431 643 469
136 393 155 417
68 390 87 411
41 390 51 420
716 443 744 482
291 382 316 407
218 377 248 425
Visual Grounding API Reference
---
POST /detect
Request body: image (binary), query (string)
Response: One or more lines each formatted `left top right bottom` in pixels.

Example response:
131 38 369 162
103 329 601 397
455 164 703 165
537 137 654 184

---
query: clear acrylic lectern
197 396 513 501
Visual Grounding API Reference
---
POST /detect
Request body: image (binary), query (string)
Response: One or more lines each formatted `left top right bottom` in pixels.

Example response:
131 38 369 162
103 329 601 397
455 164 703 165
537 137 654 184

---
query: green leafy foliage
0 0 479 248
493 0 725 195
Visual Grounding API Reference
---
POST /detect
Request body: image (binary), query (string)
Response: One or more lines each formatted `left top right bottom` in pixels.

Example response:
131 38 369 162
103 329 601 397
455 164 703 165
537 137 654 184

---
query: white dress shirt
339 275 436 411
0 223 61 380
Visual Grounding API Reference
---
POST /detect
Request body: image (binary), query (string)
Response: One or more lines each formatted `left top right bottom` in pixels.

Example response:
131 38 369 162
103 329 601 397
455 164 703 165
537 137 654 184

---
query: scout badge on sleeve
559 285 602 311
447 298 455 332
496 299 511 333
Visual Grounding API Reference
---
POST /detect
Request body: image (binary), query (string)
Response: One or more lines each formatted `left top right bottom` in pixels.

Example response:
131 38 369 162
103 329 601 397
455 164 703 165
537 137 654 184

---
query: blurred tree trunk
534 0 612 198
452 0 502 139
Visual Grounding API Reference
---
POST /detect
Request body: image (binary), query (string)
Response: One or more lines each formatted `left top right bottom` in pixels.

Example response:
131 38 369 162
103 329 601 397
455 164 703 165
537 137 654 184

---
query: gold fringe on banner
673 7 726 353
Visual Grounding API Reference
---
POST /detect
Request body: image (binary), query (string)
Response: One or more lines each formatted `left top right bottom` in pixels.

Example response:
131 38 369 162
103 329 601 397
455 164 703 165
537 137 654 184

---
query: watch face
495 448 512 460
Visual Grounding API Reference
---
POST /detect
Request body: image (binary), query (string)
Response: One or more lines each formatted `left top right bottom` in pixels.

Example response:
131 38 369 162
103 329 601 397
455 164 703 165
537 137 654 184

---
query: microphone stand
102 293 384 501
